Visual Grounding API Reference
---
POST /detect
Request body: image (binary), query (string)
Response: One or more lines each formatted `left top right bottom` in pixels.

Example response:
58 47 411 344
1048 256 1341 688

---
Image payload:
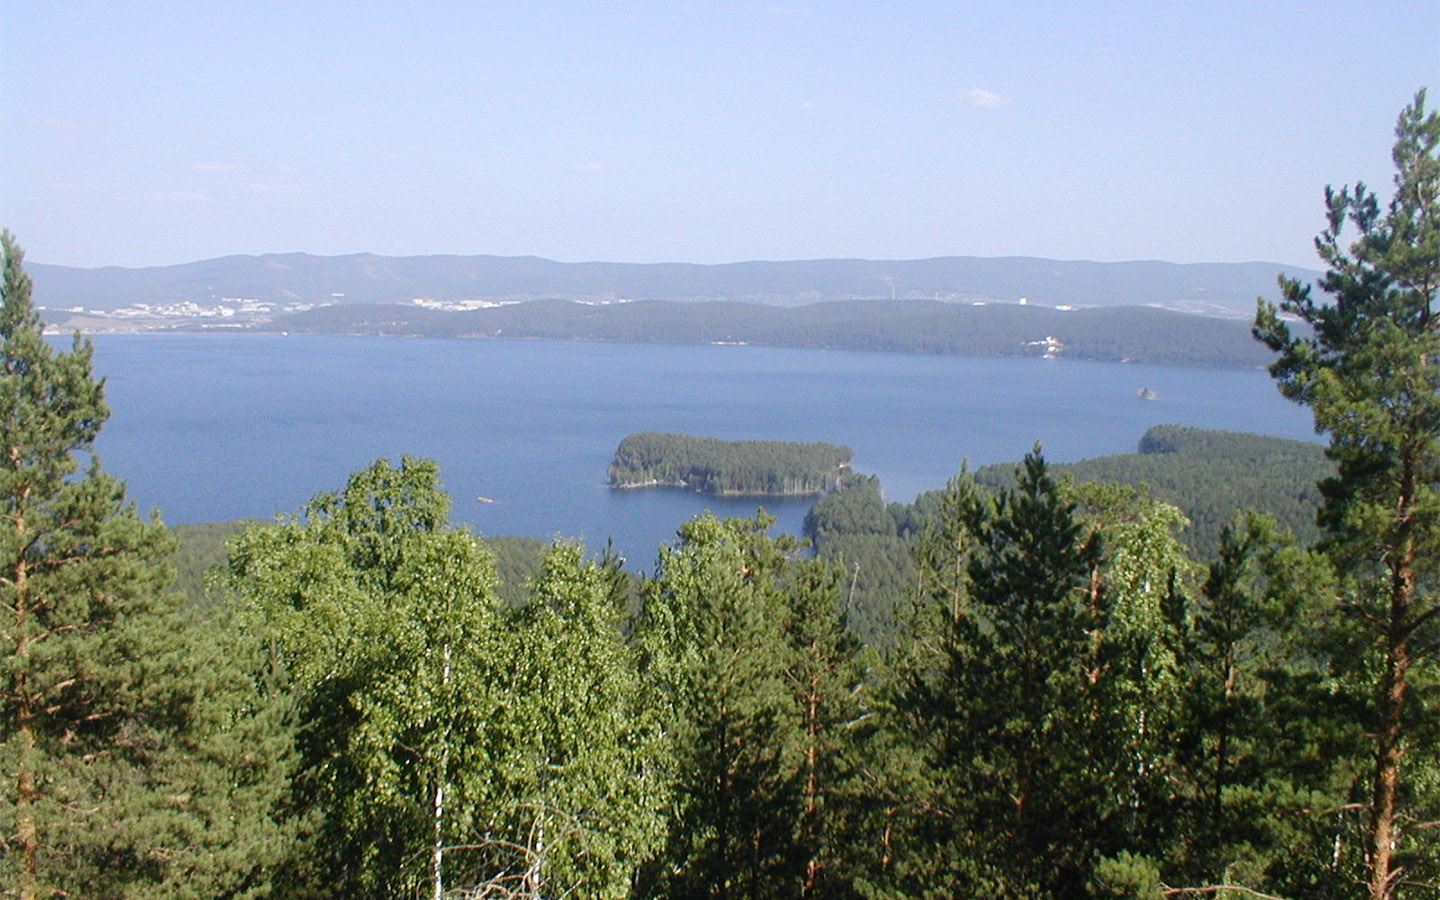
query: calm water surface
88 334 1318 562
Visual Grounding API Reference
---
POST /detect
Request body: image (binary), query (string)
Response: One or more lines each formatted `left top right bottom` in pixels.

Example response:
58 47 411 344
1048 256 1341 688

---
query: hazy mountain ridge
29 251 1318 316
262 298 1277 368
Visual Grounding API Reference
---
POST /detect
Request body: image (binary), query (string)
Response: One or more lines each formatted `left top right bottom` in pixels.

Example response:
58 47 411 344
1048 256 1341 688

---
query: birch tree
227 458 506 900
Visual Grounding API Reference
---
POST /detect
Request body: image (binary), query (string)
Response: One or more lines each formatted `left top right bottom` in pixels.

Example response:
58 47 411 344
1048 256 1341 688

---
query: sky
2 1 1437 270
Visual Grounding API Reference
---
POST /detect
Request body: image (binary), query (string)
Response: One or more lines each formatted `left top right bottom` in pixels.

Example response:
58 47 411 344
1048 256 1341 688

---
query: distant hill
29 251 1318 317
262 298 1277 368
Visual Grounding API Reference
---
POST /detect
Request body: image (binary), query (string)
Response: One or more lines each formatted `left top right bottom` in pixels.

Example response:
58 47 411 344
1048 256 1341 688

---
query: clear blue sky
2 1 1437 269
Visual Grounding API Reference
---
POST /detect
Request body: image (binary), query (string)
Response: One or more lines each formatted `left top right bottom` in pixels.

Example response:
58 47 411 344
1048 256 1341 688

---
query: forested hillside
802 425 1331 638
170 523 553 610
264 297 1276 367
978 424 1332 558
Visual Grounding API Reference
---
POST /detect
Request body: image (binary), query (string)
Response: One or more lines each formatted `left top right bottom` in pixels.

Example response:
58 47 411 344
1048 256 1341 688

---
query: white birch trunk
432 643 453 900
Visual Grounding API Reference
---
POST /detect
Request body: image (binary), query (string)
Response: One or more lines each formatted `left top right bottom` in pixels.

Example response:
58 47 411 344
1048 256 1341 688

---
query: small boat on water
476 496 495 504
1138 387 1158 400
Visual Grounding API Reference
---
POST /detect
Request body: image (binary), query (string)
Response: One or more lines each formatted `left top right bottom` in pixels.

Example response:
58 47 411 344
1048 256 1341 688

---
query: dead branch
1162 885 1297 900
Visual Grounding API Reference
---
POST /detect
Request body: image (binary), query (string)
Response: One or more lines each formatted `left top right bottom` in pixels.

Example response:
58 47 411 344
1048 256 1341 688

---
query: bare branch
1162 884 1298 900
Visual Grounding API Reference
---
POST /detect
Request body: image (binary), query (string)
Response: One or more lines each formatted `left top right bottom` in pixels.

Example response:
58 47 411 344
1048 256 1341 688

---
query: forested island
608 431 853 495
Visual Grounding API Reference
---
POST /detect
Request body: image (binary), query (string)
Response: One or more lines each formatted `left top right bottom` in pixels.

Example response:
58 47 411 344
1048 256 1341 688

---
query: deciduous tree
227 458 506 900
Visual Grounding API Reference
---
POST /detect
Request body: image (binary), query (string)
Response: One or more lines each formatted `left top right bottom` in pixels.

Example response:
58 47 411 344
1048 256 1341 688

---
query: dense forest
3 95 1437 900
609 432 854 495
800 425 1332 640
258 296 1276 368
984 424 1332 558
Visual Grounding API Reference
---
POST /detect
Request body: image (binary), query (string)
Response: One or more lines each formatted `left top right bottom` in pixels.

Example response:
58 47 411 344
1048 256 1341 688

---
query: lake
88 334 1318 563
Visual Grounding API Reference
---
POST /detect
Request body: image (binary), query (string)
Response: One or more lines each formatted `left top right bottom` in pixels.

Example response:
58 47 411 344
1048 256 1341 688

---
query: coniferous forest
2 95 1437 900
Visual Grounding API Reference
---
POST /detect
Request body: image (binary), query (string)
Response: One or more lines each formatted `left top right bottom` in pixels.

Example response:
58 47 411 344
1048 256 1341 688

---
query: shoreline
609 480 831 498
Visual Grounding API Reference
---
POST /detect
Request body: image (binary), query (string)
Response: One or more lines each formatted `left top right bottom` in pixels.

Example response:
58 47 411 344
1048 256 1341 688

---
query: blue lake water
87 334 1319 563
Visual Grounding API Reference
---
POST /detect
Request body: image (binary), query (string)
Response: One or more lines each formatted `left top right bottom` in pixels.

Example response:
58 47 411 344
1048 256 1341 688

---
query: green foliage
227 460 664 899
980 425 1332 559
635 512 870 899
843 472 991 899
803 475 893 542
114 605 302 900
958 450 1104 896
1167 513 1359 897
636 513 805 897
610 431 854 495
0 230 293 899
168 519 263 606
1088 852 1165 900
813 532 915 643
805 476 916 642
781 559 867 899
170 523 552 612
480 543 664 899
802 427 1331 643
861 457 1270 899
227 458 507 898
861 452 1113 898
1254 89 1440 899
1068 482 1193 866
482 534 551 607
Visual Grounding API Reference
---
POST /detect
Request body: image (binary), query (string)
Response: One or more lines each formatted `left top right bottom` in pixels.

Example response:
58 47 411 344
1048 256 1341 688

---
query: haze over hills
29 251 1318 319
265 298 1278 368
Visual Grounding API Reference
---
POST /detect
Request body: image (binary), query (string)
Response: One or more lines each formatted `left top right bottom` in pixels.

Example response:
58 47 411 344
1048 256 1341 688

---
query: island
608 432 854 496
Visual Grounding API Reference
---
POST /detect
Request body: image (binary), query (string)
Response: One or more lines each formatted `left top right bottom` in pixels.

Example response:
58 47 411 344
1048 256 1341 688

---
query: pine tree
961 450 1101 898
1169 513 1359 896
781 559 866 899
870 453 1104 898
635 512 804 900
1255 90 1440 899
850 471 991 899
0 230 293 899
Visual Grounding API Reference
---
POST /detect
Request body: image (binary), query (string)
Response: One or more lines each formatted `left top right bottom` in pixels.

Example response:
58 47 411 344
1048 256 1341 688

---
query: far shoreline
57 326 1273 372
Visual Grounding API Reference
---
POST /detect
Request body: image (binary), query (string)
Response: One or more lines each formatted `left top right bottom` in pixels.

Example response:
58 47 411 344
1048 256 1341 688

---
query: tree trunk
12 495 39 900
432 643 452 900
801 679 821 898
1368 546 1414 900
431 777 446 900
17 707 38 900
